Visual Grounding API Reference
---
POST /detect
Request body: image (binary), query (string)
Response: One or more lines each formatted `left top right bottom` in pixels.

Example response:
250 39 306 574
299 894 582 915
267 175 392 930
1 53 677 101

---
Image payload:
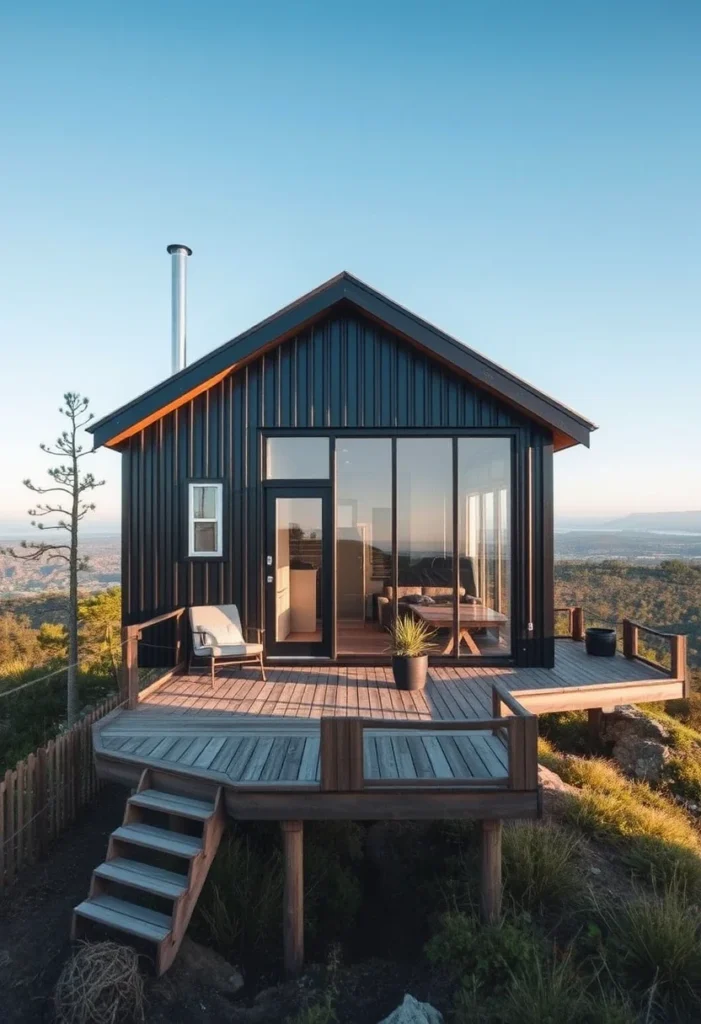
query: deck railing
555 606 688 696
318 681 538 794
121 608 188 709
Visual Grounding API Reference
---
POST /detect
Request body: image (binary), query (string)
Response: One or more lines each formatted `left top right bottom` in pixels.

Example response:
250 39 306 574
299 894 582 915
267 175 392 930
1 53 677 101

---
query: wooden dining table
410 603 508 654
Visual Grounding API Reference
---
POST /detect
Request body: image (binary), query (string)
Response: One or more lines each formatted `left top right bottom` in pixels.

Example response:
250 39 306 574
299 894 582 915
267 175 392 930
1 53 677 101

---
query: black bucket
585 627 617 657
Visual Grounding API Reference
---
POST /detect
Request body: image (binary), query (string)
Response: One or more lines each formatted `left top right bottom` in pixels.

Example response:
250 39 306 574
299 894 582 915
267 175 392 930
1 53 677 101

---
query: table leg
460 629 481 656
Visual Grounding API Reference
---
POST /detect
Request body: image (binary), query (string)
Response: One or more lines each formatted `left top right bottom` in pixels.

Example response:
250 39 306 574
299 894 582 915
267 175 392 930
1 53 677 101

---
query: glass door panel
266 487 331 657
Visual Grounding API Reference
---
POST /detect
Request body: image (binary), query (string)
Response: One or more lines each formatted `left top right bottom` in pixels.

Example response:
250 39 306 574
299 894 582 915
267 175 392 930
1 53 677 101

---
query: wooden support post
281 821 304 977
622 619 637 660
671 634 688 695
480 819 502 923
572 607 585 642
121 626 139 709
588 708 602 749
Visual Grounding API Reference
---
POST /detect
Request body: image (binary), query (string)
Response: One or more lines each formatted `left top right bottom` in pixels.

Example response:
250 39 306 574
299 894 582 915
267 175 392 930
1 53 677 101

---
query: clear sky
1 1 699 528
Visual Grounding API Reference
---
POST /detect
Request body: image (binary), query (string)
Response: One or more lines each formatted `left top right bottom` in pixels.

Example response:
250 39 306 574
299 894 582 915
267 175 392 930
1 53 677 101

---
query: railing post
121 626 140 709
622 619 638 660
320 718 364 791
572 607 585 642
671 634 688 695
507 717 525 789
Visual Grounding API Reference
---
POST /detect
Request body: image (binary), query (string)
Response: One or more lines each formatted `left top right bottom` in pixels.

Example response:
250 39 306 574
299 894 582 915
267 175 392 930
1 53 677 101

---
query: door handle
266 575 274 583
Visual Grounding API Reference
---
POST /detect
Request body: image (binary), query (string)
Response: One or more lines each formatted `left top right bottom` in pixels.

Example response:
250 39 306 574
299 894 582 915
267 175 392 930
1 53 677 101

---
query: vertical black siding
121 310 554 667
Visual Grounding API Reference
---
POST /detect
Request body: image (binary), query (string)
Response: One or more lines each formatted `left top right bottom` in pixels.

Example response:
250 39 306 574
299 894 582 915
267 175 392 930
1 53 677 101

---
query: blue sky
1 1 699 527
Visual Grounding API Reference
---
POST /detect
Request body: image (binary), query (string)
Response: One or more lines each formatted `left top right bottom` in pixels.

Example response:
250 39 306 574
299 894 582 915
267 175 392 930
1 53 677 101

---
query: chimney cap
167 243 193 256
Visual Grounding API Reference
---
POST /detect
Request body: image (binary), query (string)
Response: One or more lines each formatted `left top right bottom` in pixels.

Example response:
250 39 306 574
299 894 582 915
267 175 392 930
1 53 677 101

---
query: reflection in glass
275 497 323 642
458 438 511 655
336 439 392 655
267 437 329 479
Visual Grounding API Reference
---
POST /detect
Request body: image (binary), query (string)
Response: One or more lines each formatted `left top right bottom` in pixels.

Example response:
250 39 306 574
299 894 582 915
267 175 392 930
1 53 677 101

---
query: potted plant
386 614 437 691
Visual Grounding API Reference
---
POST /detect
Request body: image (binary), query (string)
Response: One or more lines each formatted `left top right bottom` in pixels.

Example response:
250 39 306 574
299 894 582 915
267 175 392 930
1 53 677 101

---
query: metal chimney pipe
167 243 192 374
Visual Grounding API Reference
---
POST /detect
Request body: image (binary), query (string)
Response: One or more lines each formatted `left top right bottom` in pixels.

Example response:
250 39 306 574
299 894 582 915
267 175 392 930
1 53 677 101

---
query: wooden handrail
121 608 188 710
622 617 688 694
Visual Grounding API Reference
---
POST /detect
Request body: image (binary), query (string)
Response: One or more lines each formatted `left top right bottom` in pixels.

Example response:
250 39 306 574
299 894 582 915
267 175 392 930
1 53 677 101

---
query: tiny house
89 264 596 668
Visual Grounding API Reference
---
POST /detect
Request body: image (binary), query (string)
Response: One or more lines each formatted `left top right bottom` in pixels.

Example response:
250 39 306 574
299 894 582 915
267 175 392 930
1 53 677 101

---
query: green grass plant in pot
386 614 437 690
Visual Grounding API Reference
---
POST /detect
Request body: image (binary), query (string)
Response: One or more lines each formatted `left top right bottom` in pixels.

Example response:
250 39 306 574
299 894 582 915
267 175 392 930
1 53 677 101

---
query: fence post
121 625 140 709
572 607 585 642
36 747 48 858
622 619 638 660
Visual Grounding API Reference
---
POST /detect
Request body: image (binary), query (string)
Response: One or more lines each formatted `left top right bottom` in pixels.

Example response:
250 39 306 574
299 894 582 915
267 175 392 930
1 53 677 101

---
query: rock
599 705 670 745
611 733 670 782
176 937 244 997
378 994 444 1024
538 764 577 815
598 706 672 782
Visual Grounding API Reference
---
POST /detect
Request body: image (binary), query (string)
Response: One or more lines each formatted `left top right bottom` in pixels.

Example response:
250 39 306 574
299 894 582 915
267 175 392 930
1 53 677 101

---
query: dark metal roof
88 271 597 450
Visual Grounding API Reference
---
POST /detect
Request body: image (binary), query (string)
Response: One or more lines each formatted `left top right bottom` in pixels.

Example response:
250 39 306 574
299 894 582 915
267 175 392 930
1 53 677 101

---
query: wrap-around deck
94 637 683 820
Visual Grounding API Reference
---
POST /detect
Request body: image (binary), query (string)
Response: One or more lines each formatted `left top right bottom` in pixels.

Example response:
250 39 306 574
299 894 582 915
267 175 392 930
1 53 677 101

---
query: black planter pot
392 654 429 691
585 627 617 657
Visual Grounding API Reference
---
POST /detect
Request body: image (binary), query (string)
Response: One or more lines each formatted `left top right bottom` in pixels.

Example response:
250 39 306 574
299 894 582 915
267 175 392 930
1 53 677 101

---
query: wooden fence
0 693 122 888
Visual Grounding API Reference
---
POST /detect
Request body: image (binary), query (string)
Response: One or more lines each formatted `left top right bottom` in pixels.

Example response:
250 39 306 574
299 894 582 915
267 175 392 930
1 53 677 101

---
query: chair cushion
190 604 245 647
194 642 264 658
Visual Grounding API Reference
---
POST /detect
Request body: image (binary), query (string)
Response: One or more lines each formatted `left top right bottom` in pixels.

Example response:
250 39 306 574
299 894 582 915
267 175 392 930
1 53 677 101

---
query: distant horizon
3 507 701 541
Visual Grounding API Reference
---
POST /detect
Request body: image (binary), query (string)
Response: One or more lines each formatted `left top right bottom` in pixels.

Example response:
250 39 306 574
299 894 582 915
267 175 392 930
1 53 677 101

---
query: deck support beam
480 819 502 923
588 707 602 748
281 820 304 977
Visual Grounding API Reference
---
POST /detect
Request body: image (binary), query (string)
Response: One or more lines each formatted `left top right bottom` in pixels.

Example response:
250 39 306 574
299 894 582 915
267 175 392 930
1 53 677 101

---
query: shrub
597 879 701 1017
193 830 283 965
304 822 364 951
502 820 583 914
499 949 591 1024
426 911 540 995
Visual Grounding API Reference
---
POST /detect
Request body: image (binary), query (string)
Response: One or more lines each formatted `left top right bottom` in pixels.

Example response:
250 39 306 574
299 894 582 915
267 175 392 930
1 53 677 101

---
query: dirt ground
0 785 127 1023
0 787 447 1024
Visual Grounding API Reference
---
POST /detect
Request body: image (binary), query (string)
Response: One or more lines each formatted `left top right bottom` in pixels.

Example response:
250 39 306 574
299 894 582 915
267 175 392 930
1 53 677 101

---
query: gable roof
88 271 596 451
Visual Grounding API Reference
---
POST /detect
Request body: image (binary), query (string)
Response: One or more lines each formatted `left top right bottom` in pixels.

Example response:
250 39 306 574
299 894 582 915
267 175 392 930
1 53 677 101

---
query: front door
265 486 332 657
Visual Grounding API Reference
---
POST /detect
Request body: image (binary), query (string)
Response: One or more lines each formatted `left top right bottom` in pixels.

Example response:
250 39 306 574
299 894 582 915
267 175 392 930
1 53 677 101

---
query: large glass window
266 437 329 479
458 438 511 655
396 439 455 651
336 439 392 655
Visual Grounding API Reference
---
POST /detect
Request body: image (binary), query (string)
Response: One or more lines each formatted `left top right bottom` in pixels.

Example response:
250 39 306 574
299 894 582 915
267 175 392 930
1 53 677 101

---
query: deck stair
72 769 225 974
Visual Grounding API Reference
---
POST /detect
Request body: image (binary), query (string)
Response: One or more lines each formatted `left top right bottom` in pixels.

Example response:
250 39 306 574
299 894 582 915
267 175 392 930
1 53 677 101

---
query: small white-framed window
188 482 223 557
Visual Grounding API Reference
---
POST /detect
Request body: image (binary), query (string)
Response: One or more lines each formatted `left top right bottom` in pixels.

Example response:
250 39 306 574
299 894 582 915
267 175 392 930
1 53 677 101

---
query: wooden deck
93 639 681 822
136 638 677 721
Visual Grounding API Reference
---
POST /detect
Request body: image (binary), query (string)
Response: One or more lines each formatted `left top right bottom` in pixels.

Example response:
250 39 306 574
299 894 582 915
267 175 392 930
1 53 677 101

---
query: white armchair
189 605 266 686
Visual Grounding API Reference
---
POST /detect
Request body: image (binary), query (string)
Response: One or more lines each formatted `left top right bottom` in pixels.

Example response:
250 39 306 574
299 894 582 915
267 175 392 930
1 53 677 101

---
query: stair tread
112 823 203 858
95 858 188 898
129 789 215 820
74 894 171 943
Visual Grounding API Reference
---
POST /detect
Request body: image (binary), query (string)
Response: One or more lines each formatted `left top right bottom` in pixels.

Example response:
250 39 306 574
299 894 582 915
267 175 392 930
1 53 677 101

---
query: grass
595 877 701 1018
502 820 584 914
540 738 701 899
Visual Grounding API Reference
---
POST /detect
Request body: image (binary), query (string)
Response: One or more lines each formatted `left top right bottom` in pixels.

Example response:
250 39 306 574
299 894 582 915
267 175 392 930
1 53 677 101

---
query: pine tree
0 394 105 724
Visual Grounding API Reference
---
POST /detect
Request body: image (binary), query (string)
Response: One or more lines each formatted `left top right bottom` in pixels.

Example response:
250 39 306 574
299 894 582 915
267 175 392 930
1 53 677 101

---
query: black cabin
89 272 595 668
